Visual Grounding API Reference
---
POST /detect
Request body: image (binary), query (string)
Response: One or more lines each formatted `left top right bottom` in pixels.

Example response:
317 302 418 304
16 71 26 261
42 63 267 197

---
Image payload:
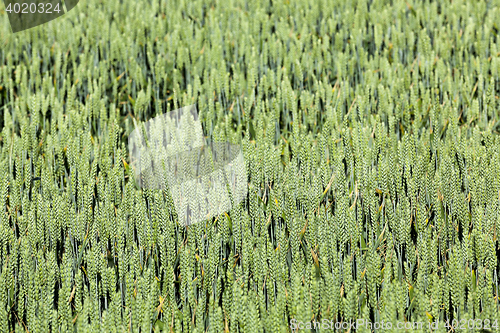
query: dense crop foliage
1 0 500 331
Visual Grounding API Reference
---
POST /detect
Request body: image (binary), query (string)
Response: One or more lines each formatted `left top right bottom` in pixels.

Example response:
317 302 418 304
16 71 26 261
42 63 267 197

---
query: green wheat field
1 0 500 332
